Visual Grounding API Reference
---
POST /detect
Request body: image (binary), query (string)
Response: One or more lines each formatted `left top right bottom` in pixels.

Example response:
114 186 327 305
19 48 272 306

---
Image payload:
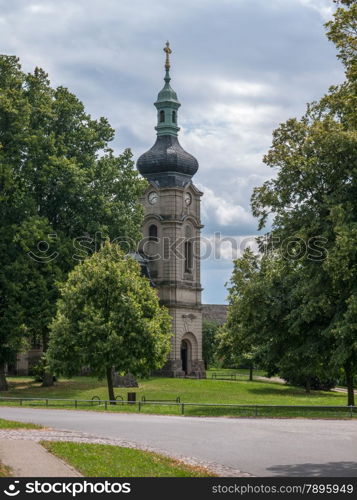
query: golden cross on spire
163 41 172 70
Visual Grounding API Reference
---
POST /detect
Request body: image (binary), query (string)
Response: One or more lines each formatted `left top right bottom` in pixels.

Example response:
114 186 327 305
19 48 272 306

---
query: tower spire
137 42 199 187
164 41 172 70
163 41 172 83
154 41 180 137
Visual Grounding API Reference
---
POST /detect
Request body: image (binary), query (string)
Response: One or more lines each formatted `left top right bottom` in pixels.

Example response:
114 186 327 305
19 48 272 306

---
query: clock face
184 192 192 206
148 191 158 205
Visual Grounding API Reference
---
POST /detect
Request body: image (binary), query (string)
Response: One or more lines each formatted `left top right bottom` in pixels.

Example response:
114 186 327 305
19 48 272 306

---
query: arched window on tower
159 110 165 123
149 224 158 242
184 241 193 273
172 110 177 123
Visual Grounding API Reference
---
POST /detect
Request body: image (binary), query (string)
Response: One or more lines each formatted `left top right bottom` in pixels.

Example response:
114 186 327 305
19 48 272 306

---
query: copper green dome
156 77 179 104
136 42 199 188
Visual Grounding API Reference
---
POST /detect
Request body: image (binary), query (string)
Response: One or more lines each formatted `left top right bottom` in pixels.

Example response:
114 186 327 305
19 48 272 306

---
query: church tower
137 43 205 377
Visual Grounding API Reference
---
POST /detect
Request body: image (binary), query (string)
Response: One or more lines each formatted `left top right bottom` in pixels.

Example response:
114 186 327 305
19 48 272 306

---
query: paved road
1 407 356 476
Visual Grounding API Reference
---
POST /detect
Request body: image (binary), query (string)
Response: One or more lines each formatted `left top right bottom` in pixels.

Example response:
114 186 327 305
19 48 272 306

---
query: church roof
137 135 198 187
136 42 199 188
155 79 179 105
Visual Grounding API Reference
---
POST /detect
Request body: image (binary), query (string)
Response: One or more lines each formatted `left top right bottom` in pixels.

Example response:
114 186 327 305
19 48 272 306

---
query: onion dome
137 42 199 188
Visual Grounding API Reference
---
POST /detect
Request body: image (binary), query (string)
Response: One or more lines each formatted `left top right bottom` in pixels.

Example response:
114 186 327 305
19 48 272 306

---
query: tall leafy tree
222 2 357 401
202 320 220 369
47 243 172 401
223 249 338 392
217 249 264 377
0 56 146 389
249 0 357 404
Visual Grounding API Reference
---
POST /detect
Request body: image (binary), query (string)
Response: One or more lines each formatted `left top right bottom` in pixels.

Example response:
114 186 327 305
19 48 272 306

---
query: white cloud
25 4 56 13
201 233 260 261
0 0 343 303
200 185 256 231
181 76 275 99
295 0 335 21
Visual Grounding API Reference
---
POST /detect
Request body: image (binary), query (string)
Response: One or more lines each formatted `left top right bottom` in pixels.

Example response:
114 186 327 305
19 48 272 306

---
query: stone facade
136 44 207 378
140 182 205 377
7 348 42 376
113 372 139 388
202 304 228 326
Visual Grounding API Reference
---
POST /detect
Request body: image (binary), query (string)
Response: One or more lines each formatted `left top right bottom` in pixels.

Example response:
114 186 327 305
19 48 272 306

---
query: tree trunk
344 361 355 407
0 364 8 391
42 371 54 387
249 363 253 381
106 366 116 404
42 332 49 352
41 332 54 386
305 377 311 394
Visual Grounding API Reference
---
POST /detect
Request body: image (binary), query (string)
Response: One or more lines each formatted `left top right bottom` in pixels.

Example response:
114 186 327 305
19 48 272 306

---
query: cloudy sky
0 0 344 303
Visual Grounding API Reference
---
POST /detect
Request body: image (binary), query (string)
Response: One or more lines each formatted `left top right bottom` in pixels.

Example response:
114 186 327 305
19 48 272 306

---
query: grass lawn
0 462 11 477
41 441 213 477
0 375 353 418
0 418 42 429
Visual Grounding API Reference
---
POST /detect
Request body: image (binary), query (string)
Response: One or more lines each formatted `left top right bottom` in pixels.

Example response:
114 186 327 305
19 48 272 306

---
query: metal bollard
128 393 136 404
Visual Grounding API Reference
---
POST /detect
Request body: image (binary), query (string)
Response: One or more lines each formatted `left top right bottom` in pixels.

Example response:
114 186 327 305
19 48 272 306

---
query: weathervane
163 41 172 70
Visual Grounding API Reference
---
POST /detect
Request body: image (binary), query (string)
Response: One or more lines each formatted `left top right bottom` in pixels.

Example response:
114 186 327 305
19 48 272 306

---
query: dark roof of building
137 135 198 187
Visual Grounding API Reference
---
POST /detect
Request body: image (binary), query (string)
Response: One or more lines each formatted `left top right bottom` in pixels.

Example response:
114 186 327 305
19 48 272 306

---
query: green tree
223 249 337 391
249 1 357 404
329 0 356 83
0 217 64 389
217 250 263 378
202 320 219 369
249 117 356 400
0 56 145 389
47 243 172 401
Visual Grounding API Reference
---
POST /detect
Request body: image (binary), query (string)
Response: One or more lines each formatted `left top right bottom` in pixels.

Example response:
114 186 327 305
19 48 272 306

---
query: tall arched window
172 110 176 123
159 110 165 123
184 241 193 273
149 224 158 242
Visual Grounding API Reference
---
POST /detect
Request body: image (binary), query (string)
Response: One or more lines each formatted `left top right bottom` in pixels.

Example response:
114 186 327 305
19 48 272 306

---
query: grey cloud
0 0 343 303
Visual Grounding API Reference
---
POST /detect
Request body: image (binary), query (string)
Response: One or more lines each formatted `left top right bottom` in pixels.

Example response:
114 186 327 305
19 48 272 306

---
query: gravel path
332 387 357 395
0 428 252 477
253 376 357 394
0 438 81 477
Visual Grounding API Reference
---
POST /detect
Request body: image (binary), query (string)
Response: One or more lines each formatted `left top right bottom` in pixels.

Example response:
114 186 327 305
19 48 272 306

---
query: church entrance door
181 340 188 374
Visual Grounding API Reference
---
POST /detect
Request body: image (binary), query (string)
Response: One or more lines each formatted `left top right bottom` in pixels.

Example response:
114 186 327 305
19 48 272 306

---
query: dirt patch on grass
0 461 12 477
